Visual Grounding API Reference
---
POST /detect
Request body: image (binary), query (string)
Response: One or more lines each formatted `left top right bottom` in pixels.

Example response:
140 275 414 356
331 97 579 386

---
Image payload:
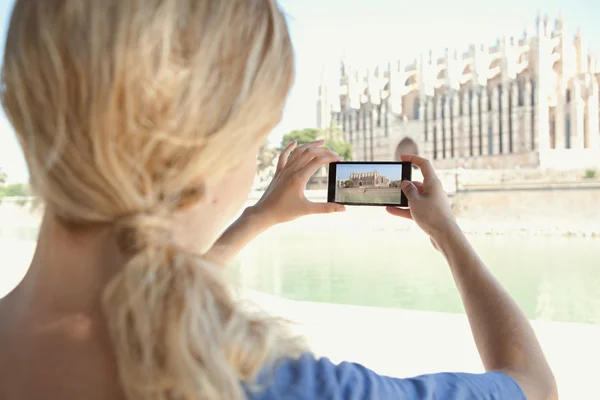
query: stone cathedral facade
347 171 390 188
317 15 600 170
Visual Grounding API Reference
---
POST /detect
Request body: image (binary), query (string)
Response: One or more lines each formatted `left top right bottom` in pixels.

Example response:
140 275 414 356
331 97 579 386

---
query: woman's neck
14 212 123 320
0 212 127 400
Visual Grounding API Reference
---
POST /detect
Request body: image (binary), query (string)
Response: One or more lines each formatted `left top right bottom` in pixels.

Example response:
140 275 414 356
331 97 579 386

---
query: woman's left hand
250 139 346 225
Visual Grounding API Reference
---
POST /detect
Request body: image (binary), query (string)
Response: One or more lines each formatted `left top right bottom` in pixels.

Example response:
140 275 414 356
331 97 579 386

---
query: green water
3 220 600 325
235 229 600 325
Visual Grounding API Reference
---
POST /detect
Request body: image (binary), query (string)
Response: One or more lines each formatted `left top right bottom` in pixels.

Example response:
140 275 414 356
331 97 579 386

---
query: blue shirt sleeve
245 353 526 400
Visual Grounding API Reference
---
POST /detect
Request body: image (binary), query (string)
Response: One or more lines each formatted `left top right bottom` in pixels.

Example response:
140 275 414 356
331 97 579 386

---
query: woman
0 1 557 399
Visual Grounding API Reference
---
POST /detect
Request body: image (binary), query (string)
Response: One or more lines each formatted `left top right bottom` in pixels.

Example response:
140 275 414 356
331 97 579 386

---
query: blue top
246 353 525 400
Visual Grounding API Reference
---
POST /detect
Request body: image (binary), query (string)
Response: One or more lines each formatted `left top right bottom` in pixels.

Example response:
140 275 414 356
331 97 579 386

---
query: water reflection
3 217 600 325
236 230 600 325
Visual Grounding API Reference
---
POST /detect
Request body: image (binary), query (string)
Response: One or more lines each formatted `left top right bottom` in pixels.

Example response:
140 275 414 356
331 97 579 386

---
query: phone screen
327 162 411 207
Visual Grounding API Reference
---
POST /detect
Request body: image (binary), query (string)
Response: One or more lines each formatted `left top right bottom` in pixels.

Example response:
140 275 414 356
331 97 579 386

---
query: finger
400 180 420 200
289 147 340 172
412 181 425 195
276 141 297 175
287 139 325 165
298 153 344 180
307 201 346 214
386 206 413 220
399 154 439 182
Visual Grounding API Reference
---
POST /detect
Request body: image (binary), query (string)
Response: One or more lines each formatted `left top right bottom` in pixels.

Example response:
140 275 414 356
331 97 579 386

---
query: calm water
3 219 600 325
235 229 600 325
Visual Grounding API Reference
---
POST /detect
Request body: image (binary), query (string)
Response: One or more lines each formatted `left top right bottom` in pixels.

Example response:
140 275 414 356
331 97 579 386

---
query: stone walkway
248 290 600 400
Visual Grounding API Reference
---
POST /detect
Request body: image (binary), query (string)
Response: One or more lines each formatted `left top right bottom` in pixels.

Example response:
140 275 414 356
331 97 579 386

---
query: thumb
401 180 419 200
309 201 346 214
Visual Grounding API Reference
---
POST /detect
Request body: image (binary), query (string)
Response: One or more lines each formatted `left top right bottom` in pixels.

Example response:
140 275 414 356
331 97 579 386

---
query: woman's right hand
386 155 458 241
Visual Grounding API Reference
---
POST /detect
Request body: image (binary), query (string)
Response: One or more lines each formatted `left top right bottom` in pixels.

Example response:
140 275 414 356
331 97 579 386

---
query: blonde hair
2 0 303 399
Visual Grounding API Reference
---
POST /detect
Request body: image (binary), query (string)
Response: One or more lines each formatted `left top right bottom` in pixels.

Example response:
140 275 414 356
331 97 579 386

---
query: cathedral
316 14 600 170
342 171 391 188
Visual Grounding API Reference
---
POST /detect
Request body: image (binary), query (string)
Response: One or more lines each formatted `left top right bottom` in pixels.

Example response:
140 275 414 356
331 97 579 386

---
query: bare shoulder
0 292 22 399
0 296 125 400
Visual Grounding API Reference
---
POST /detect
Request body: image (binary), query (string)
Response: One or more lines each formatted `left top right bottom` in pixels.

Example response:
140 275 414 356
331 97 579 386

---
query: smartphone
327 161 412 207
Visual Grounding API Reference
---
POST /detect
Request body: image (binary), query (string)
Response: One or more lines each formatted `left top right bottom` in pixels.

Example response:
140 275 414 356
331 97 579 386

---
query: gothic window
369 107 374 141
384 102 389 137
433 126 438 160
565 117 571 149
348 113 353 134
441 97 446 159
508 85 514 153
469 91 474 156
488 91 493 111
488 122 493 155
441 97 446 119
531 80 536 106
424 102 429 141
531 105 535 150
450 99 455 158
478 93 484 155
498 85 503 154
518 82 524 107
584 115 589 148
566 89 571 103
414 100 420 120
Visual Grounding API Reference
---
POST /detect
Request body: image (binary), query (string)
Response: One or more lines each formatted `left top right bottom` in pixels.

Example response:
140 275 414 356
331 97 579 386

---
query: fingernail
401 180 411 189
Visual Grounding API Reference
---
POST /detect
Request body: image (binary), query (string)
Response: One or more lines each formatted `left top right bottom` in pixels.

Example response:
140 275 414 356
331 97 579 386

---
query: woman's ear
176 182 210 211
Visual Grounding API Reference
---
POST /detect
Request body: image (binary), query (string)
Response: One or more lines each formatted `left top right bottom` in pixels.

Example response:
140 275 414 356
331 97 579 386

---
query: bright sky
337 163 403 181
1 0 599 183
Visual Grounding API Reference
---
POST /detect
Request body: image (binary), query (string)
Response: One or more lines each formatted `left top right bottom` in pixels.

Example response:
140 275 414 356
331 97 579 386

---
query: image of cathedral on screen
316 14 600 170
339 171 392 188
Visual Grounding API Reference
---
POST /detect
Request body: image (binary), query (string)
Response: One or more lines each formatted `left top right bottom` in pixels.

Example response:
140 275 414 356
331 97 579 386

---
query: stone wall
454 168 599 186
4 180 600 236
433 152 540 169
452 188 600 235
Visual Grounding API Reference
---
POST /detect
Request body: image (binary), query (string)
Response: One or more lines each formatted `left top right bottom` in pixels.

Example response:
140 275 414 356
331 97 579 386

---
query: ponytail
103 211 303 399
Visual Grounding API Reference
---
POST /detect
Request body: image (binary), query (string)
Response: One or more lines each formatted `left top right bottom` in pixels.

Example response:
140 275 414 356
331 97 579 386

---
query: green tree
0 169 30 199
322 121 352 160
0 169 4 204
2 183 29 197
281 122 353 160
280 128 320 151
